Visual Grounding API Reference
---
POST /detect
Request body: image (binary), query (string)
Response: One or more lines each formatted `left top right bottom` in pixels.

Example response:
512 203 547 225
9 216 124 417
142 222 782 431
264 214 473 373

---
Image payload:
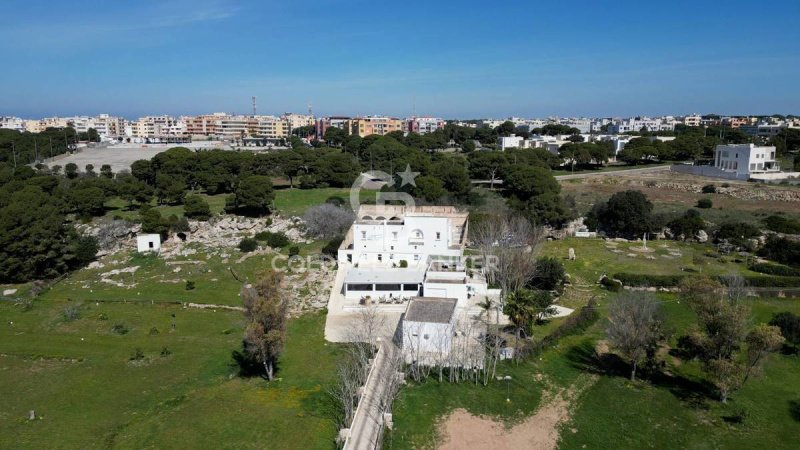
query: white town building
714 144 779 177
136 234 161 253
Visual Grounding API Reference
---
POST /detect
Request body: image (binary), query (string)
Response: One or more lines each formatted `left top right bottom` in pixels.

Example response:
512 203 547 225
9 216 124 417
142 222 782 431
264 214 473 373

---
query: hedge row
612 273 685 288
749 262 800 277
612 272 800 288
528 297 600 356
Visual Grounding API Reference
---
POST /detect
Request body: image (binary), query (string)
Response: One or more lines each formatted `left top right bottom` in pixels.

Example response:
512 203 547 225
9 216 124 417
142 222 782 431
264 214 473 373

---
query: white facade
498 135 529 150
337 205 478 304
136 234 161 253
608 116 677 134
0 116 25 132
407 116 445 134
714 144 779 176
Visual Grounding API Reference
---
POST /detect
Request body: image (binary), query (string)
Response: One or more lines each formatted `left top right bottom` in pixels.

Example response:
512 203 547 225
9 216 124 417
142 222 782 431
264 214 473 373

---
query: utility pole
252 96 257 116
11 141 17 168
48 136 53 158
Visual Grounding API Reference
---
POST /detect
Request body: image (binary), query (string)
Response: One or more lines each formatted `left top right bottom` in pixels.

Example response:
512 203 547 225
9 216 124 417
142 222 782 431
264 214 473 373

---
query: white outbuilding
136 234 161 253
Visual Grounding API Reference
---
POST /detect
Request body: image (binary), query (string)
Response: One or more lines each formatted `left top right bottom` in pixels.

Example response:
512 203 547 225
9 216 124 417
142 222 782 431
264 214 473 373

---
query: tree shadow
231 342 281 379
789 399 800 422
564 342 715 410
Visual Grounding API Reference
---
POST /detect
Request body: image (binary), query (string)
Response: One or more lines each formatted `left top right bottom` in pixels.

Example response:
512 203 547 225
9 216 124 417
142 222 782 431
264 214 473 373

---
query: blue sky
1 0 798 119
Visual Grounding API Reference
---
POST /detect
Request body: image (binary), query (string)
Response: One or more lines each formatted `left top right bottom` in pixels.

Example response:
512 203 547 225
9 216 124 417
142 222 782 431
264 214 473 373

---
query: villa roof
344 267 426 284
404 297 457 324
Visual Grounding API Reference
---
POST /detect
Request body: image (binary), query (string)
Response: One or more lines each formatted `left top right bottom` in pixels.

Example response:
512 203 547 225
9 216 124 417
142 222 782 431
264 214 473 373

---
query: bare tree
241 272 288 380
606 291 666 381
303 203 355 240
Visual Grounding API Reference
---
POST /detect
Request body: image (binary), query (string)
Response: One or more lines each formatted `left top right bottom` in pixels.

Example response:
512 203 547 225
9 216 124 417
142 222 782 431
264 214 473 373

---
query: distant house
714 144 779 177
136 234 161 253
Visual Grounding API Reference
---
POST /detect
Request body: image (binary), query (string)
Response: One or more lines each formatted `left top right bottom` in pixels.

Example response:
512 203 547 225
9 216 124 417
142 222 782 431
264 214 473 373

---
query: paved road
554 165 671 180
471 165 672 186
346 340 400 450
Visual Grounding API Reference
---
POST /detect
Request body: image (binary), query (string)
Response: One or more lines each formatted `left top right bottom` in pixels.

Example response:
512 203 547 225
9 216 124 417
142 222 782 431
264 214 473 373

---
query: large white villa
336 205 489 307
326 205 496 365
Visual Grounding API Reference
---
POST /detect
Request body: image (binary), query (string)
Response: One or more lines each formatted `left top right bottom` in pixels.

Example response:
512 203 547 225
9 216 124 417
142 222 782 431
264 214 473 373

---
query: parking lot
44 141 229 173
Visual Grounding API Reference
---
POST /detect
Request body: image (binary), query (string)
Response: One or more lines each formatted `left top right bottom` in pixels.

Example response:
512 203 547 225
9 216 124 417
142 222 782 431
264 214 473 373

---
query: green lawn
0 299 342 449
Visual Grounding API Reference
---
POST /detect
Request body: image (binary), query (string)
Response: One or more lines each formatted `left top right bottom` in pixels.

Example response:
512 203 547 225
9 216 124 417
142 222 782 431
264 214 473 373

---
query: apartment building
282 113 314 131
349 116 404 137
253 115 290 139
184 113 226 136
315 116 350 139
217 115 248 138
127 116 185 138
407 116 445 134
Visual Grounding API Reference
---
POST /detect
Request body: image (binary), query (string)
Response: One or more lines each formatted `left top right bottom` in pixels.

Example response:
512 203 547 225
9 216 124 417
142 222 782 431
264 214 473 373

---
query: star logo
396 164 419 187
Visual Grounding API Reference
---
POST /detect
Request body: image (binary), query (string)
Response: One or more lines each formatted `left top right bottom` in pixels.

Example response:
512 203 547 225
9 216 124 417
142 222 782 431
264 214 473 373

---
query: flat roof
404 297 457 324
344 268 425 284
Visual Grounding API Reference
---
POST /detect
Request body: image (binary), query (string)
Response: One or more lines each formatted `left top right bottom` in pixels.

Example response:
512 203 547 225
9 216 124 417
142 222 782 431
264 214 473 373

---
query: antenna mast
252 96 257 116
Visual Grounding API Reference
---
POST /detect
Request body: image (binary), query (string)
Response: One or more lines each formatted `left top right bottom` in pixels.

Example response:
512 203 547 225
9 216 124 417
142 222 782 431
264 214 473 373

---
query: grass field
560 176 800 225
0 299 342 449
387 238 800 449
102 187 371 222
539 237 760 287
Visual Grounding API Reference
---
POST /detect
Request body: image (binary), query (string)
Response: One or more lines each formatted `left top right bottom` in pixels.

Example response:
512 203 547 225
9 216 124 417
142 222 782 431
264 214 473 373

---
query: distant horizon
1 0 798 118
3 110 799 122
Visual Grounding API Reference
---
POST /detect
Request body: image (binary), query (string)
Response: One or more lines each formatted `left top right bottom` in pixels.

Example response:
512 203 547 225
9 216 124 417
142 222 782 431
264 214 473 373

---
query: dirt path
437 376 595 450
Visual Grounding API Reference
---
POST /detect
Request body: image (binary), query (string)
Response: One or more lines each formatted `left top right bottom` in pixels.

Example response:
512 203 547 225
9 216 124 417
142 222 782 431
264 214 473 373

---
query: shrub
613 273 685 288
600 275 622 291
149 326 160 335
715 222 761 247
696 198 713 209
63 305 81 322
184 195 212 220
98 312 109 321
399 260 408 268
185 280 196 290
322 238 343 258
112 323 129 335
762 215 800 234
254 231 289 248
288 246 300 257
238 237 259 253
160 346 172 357
130 348 145 361
667 209 705 238
529 257 566 291
701 184 717 194
724 407 750 424
758 235 800 267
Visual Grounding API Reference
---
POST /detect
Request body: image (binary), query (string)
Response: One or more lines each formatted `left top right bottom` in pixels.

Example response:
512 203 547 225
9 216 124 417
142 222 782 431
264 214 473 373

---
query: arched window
361 215 373 220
